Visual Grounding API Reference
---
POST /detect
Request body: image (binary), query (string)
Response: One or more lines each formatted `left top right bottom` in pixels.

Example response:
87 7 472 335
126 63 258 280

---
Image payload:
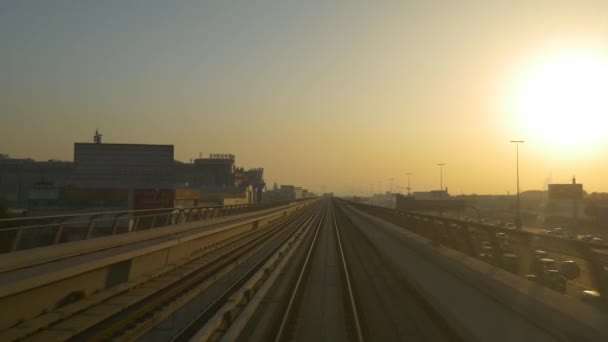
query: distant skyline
3 1 608 195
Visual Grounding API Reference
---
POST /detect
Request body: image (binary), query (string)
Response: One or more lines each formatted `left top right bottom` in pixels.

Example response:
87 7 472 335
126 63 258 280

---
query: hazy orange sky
2 1 608 195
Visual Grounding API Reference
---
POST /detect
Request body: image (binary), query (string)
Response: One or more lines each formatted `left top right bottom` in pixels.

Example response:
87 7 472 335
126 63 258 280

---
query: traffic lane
335 206 454 341
468 229 597 298
340 205 558 342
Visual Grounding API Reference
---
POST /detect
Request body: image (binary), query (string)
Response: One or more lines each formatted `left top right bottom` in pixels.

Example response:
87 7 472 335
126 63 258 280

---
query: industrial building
1 131 274 214
0 155 74 208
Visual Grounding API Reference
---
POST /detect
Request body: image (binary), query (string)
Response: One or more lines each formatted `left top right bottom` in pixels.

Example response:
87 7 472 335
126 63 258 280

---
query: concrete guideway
214 200 362 342
220 198 472 341
334 203 458 341
186 200 327 342
0 199 319 339
276 201 358 342
339 203 608 341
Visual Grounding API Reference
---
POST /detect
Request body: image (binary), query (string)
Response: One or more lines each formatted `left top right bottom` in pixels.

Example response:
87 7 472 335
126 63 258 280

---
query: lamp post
406 173 412 197
437 164 445 195
510 140 524 229
437 164 445 215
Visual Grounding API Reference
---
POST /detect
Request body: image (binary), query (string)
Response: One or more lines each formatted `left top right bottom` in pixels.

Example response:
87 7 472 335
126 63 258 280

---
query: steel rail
332 205 364 342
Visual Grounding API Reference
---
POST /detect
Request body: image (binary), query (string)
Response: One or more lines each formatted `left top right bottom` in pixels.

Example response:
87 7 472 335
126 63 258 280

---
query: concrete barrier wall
344 203 608 340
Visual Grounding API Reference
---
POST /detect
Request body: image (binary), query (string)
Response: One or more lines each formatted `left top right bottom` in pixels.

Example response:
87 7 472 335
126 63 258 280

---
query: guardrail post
11 228 23 252
53 220 66 245
175 209 184 224
131 217 140 232
86 217 97 239
149 213 157 229
185 209 193 223
111 214 121 235
163 211 172 226
461 224 478 257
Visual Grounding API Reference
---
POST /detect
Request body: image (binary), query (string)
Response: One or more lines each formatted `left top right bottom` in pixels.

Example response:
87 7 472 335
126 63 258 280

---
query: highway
1 198 607 341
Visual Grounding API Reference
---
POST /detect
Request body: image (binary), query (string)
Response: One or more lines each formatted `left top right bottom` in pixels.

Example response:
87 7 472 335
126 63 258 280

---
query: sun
509 47 608 154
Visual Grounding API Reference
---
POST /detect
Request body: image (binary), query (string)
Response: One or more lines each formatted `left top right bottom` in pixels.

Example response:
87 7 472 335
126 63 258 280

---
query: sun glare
510 47 608 154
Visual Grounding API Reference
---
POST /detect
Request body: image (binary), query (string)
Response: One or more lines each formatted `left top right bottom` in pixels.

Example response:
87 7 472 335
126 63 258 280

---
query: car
560 260 581 280
500 243 514 253
532 258 556 275
496 232 509 239
592 237 604 243
501 253 519 273
541 230 552 234
581 235 594 242
581 290 601 303
534 250 549 259
481 241 492 248
504 222 516 229
479 253 497 264
525 274 538 282
542 270 566 293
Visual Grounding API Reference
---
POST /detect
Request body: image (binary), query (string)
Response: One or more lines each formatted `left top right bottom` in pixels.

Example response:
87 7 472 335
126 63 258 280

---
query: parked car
560 260 581 280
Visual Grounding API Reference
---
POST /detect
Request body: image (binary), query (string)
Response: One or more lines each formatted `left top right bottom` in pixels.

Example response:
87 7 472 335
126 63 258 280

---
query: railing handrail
0 200 295 226
0 198 317 253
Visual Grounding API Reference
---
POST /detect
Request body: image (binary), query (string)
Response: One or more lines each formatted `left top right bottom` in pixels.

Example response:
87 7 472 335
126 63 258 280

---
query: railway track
169 201 325 342
9 200 323 342
274 202 363 342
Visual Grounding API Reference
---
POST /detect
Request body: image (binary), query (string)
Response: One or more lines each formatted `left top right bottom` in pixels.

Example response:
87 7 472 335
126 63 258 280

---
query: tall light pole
406 173 412 197
437 164 446 215
388 178 394 193
437 163 445 193
510 140 524 229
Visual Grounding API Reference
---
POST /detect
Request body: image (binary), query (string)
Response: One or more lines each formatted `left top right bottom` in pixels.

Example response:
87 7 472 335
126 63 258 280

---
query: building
72 142 174 189
0 155 74 208
544 178 584 223
413 190 449 200
175 154 266 204
396 194 465 211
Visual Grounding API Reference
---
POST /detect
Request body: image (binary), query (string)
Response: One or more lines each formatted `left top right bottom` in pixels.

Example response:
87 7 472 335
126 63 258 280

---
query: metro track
10 200 323 342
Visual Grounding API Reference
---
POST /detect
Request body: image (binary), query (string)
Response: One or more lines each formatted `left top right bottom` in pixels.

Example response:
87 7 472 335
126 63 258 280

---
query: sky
2 1 608 195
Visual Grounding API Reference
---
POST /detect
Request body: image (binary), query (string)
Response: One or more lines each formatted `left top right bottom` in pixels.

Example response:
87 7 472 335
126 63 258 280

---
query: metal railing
343 200 608 309
0 199 310 254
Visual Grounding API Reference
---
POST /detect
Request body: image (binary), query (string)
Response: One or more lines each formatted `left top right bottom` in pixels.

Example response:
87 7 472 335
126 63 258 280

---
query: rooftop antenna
93 129 103 144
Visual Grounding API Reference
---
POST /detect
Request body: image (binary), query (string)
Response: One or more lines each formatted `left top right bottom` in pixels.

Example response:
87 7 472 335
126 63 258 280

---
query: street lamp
510 140 524 229
437 164 445 194
406 173 412 197
437 164 446 215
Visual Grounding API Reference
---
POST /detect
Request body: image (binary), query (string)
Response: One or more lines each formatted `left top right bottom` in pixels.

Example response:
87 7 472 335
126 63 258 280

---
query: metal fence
345 200 608 309
0 199 308 254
